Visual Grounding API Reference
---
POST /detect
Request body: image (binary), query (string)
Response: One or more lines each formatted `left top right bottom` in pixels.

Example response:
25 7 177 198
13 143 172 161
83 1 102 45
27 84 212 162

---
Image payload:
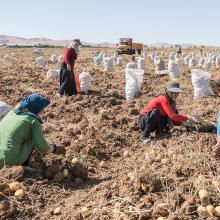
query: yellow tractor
116 38 143 55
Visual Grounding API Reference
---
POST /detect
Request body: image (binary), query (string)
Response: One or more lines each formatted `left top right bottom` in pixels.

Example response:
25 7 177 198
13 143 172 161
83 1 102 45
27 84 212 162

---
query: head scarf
16 93 50 124
164 89 178 114
161 83 182 128
68 42 80 54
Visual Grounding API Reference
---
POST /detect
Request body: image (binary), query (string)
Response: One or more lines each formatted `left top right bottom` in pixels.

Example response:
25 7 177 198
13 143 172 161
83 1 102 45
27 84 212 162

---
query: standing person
210 75 220 156
59 39 82 96
200 48 203 56
138 83 189 143
177 45 182 56
0 93 54 168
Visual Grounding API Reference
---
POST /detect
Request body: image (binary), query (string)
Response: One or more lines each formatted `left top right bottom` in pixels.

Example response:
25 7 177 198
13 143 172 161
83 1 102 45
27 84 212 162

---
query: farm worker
138 83 189 143
210 75 220 157
0 93 54 168
177 45 182 56
59 39 82 96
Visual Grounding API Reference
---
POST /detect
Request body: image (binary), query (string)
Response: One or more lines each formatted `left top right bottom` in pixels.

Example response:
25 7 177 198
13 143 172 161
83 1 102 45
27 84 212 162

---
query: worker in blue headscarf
0 93 54 168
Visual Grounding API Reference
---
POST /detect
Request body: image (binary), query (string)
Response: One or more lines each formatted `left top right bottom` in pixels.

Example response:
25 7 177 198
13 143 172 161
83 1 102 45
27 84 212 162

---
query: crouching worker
139 83 188 143
0 93 54 168
210 75 220 157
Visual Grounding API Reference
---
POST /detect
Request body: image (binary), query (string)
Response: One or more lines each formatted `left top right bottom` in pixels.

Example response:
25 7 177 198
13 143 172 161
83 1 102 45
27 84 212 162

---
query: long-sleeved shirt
217 112 220 135
140 95 188 124
63 48 77 70
0 110 49 168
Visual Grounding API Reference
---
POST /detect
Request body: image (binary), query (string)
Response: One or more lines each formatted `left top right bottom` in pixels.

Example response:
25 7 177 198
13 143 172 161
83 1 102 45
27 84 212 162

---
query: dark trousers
59 63 77 96
138 109 170 139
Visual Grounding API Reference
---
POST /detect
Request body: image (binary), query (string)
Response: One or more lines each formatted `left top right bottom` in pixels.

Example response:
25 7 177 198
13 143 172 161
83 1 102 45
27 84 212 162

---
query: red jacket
140 95 188 124
63 48 77 70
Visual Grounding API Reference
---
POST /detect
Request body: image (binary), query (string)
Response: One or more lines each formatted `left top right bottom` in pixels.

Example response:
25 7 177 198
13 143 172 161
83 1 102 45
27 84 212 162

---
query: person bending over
0 93 54 168
139 83 189 143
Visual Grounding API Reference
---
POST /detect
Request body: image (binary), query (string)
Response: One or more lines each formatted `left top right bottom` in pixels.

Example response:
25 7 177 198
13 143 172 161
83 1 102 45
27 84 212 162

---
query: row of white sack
94 56 122 68
0 69 213 120
126 58 145 70
125 66 213 101
36 55 64 68
154 57 220 79
148 51 220 61
3 55 64 66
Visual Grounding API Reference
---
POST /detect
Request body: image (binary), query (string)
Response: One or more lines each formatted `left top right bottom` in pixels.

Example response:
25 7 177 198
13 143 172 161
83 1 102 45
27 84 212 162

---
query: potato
197 205 206 214
128 172 135 181
123 151 130 157
81 206 89 213
9 181 21 192
141 184 148 192
14 189 24 199
63 169 69 178
161 158 169 164
157 203 168 208
206 205 215 216
214 206 220 217
99 161 107 168
199 189 209 200
71 158 79 165
157 217 166 220
53 207 61 215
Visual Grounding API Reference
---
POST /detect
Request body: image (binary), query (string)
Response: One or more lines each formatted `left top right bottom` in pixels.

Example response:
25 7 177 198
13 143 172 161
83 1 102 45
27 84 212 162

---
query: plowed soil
0 47 220 220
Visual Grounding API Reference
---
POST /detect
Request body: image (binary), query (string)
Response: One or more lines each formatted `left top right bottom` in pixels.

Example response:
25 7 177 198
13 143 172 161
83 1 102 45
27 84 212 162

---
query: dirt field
0 47 220 220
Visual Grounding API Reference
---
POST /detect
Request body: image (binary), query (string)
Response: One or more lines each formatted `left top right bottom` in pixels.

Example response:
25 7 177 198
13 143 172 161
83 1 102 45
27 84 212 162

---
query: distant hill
0 35 201 48
0 35 115 48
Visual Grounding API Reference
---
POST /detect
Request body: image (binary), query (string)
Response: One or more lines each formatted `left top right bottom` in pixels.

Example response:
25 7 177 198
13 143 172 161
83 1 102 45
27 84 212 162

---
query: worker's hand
46 144 54 154
212 143 220 157
67 64 71 71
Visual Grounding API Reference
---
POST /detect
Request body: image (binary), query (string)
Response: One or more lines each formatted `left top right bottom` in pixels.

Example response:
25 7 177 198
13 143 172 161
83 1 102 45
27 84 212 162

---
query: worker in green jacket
0 93 54 168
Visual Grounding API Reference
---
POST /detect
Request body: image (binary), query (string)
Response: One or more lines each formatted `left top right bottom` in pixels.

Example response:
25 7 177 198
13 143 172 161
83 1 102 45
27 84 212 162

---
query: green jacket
0 110 49 168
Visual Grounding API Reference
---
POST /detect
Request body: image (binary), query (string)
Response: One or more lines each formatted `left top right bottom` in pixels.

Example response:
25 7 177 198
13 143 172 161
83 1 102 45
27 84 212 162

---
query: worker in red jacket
59 39 82 96
139 83 189 143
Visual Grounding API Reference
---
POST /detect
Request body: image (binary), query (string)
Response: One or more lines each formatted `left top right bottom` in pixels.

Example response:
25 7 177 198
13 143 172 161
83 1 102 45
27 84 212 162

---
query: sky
0 0 220 46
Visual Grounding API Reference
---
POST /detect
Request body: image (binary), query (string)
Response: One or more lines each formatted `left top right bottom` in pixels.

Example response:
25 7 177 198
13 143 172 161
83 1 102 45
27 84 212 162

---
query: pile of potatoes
196 178 220 217
0 181 25 199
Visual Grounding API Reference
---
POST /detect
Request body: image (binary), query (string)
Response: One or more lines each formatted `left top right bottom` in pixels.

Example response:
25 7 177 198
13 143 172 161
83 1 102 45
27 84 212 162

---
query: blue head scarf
16 93 50 124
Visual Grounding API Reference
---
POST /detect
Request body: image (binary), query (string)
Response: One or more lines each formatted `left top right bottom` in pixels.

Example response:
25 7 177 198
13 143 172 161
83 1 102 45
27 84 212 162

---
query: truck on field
116 38 143 55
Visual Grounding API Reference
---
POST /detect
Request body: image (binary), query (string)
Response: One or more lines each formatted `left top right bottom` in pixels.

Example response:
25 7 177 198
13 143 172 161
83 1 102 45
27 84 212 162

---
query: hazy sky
0 0 220 45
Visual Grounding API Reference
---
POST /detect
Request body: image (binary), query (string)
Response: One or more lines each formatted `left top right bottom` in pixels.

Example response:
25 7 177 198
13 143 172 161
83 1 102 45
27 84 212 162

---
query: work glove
187 115 199 122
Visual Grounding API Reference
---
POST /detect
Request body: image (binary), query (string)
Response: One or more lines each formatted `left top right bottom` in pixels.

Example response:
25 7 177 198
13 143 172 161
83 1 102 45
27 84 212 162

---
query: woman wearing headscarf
59 39 82 96
210 75 220 156
0 93 54 168
139 83 189 143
